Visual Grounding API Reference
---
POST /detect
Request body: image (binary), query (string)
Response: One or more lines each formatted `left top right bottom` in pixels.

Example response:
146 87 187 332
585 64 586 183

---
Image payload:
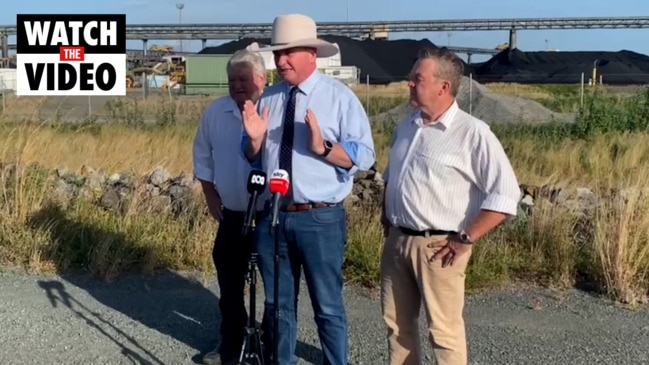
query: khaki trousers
380 226 472 365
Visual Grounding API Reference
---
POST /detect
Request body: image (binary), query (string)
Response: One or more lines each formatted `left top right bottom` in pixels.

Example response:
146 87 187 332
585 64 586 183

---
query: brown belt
282 202 337 212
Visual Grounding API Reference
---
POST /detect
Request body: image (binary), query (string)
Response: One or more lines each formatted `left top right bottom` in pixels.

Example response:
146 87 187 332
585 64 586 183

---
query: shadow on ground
28 202 323 364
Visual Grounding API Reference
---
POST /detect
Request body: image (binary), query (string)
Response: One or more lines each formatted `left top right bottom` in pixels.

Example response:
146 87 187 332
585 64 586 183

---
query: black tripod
238 213 265 365
242 210 280 365
237 246 265 365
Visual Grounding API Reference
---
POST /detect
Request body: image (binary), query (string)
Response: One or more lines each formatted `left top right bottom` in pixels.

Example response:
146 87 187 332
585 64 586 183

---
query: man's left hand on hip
432 236 472 268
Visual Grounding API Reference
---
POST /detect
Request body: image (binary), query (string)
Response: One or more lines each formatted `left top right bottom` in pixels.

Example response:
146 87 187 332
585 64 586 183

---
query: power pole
176 3 184 52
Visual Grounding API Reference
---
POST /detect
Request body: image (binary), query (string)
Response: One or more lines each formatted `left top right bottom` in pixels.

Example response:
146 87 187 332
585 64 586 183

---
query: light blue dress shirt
242 70 376 204
193 95 266 212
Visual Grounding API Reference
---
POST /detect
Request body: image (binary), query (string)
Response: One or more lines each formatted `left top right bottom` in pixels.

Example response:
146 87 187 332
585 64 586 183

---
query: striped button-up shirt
243 70 376 204
193 95 264 212
383 100 521 232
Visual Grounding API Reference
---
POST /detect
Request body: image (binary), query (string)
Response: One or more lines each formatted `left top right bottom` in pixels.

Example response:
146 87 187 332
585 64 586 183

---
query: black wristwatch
458 230 473 245
321 140 333 157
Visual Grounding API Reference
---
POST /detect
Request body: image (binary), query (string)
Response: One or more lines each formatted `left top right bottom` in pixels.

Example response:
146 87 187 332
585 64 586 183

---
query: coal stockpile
198 36 649 85
201 38 266 54
474 48 649 85
198 36 474 85
320 35 474 84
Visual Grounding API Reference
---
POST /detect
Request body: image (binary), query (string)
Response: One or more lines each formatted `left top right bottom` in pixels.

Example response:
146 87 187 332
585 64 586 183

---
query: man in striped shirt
380 47 521 365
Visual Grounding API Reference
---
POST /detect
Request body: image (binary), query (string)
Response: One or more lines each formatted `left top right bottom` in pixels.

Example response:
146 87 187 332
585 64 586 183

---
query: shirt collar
412 100 459 130
285 69 321 96
223 96 243 120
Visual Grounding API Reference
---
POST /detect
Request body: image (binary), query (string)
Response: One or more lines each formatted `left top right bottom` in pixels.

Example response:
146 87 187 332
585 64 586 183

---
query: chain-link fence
0 68 16 114
1 70 647 125
352 72 649 125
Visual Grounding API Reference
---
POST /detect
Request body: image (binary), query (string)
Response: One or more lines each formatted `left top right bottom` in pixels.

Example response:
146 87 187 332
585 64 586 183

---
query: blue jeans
254 203 348 365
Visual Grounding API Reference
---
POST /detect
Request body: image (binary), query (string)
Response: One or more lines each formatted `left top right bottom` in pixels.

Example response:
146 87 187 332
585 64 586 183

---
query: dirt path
1 269 648 364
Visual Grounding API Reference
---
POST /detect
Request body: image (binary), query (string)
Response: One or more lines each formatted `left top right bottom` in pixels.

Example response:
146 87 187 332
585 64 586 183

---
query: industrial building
120 39 362 96
2 15 649 94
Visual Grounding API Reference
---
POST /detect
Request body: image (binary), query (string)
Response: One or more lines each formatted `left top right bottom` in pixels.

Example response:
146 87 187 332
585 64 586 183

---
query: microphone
268 169 290 228
242 169 267 236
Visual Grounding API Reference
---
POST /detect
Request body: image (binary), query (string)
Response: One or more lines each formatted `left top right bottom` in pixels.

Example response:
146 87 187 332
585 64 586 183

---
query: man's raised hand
242 100 269 141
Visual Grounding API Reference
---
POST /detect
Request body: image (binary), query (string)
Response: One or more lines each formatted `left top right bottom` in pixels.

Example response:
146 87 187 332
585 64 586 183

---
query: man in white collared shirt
380 47 521 365
192 49 267 365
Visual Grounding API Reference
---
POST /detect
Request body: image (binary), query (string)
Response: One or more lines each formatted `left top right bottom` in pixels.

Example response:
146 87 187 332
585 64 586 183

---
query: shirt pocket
410 150 466 183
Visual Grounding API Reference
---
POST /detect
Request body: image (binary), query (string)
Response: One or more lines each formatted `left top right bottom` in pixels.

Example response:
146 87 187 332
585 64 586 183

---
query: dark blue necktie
279 87 299 193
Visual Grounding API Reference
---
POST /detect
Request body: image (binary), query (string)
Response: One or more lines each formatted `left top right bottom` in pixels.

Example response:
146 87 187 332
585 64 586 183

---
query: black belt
399 226 456 237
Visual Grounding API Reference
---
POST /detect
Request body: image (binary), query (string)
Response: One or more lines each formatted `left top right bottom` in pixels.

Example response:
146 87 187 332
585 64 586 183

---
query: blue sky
3 0 649 63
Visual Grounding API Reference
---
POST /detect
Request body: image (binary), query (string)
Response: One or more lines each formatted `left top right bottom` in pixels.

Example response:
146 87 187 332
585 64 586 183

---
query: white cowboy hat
259 14 339 58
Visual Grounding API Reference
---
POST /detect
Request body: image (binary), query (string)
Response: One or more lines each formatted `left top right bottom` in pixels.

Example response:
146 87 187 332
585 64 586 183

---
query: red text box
59 46 85 61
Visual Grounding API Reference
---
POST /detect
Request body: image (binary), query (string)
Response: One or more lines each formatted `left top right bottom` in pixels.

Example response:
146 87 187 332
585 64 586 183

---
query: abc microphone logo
247 170 267 194
251 174 265 185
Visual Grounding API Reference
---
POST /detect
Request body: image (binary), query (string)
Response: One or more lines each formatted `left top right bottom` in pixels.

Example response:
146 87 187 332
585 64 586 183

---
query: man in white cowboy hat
240 13 376 365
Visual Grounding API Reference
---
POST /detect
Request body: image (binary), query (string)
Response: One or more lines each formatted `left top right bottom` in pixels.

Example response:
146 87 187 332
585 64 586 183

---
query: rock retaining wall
3 162 644 221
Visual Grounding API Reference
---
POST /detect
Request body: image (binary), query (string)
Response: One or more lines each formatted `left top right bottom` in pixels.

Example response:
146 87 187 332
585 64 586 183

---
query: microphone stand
242 191 258 237
269 193 282 365
238 191 265 365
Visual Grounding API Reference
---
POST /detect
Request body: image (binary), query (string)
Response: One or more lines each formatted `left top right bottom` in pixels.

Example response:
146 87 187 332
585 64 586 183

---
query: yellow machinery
358 25 389 40
125 55 185 89
0 54 15 68
163 70 184 89
149 44 174 53
161 55 186 89
495 43 509 51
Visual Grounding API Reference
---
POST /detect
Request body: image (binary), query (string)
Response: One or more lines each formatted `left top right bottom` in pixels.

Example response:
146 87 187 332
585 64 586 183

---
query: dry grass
1 85 649 305
349 81 409 96
467 131 649 304
0 122 194 176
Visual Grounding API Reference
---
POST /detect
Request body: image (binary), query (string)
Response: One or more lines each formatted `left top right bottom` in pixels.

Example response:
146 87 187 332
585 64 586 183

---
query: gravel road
1 269 648 365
